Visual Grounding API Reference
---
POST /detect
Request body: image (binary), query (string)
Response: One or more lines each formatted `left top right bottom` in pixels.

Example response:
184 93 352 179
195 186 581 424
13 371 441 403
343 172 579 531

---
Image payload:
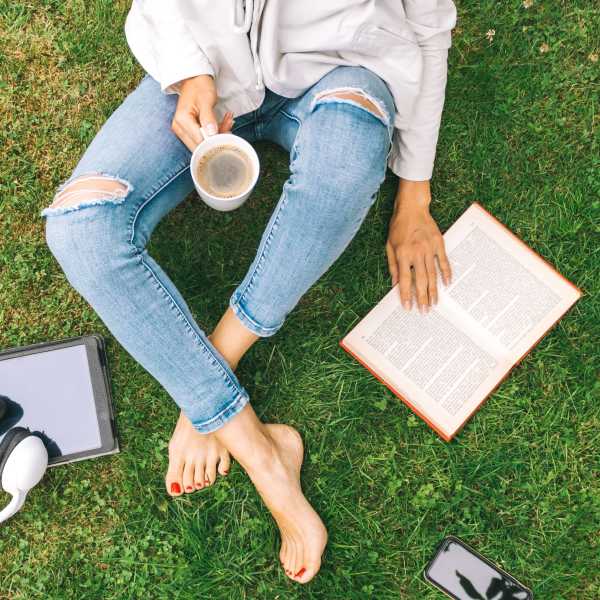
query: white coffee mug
190 130 260 212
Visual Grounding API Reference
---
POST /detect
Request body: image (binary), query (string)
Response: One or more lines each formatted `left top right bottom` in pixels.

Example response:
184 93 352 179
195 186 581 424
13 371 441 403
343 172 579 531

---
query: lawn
0 1 598 598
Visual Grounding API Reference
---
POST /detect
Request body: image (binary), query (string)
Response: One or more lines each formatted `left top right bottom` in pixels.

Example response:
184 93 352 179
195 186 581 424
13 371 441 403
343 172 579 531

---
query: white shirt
125 0 457 180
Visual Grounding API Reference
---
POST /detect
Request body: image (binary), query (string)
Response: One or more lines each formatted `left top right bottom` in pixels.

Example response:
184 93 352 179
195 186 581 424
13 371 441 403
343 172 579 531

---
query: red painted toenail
195 482 202 488
295 567 306 578
186 486 193 491
171 482 181 494
223 470 229 474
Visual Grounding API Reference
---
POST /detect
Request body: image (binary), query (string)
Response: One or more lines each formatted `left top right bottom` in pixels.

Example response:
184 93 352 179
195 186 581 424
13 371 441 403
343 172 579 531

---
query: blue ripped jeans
44 66 395 433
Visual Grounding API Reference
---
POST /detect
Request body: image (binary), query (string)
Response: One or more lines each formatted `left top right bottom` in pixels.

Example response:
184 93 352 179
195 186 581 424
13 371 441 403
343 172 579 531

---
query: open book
340 203 581 441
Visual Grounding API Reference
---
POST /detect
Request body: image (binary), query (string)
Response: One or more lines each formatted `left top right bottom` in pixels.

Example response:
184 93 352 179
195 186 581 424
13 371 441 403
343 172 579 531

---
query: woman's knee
311 66 396 126
301 98 392 192
44 174 135 287
44 173 132 216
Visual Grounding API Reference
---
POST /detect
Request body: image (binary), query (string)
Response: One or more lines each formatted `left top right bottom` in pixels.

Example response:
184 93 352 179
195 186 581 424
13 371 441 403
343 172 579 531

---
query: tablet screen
0 344 102 458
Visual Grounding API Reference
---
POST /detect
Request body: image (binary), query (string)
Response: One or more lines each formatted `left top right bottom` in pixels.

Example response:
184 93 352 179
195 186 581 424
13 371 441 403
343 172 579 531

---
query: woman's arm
125 3 231 148
125 0 214 94
386 1 456 311
389 1 456 180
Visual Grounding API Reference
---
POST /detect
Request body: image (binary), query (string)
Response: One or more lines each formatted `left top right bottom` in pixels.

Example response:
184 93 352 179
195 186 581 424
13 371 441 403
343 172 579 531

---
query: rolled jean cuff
228 291 283 338
191 388 250 434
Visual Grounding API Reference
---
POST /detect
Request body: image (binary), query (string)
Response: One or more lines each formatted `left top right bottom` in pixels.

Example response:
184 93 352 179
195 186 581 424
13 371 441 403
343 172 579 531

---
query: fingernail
185 485 193 491
171 482 181 494
206 123 218 136
402 300 410 310
295 567 306 578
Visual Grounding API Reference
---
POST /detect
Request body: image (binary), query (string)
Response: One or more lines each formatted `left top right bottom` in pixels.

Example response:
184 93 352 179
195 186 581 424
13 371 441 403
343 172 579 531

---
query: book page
342 287 510 437
342 203 580 438
440 204 581 360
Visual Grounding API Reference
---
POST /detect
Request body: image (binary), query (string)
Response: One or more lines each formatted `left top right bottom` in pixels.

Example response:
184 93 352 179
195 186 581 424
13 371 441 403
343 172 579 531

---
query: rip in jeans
310 87 391 127
42 172 133 217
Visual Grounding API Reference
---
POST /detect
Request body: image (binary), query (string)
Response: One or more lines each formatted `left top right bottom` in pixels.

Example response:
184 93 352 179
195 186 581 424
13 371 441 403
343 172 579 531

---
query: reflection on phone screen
427 540 530 599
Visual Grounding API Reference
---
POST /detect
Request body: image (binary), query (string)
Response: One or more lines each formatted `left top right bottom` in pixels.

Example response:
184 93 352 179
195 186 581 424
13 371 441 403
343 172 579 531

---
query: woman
44 0 456 584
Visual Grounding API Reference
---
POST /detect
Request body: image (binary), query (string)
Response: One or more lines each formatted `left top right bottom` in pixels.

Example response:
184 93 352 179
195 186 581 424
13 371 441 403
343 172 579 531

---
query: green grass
0 1 598 598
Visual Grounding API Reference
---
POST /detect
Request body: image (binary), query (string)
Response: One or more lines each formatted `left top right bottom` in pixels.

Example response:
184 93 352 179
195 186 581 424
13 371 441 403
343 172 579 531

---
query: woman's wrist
394 178 431 214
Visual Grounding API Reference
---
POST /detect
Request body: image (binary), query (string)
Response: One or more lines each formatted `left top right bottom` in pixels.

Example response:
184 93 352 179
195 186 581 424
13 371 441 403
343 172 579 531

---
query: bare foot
165 334 237 497
165 411 231 496
247 424 328 584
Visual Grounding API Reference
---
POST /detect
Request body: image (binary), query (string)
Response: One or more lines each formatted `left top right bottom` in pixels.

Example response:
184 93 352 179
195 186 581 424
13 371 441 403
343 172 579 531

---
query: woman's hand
171 74 234 152
386 179 452 312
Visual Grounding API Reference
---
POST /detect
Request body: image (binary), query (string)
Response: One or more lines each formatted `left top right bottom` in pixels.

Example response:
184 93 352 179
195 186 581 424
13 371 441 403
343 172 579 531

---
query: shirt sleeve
124 0 214 95
389 1 457 181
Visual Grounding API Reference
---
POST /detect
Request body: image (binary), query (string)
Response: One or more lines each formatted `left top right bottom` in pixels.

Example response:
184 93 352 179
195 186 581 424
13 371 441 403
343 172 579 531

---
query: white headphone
0 397 48 524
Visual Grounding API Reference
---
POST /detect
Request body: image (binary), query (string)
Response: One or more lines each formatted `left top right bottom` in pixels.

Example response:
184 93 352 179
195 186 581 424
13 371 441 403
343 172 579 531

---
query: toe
285 539 296 577
286 538 300 580
217 451 231 476
296 558 321 584
205 453 218 486
165 458 184 497
279 538 287 568
291 540 304 582
182 458 195 493
194 460 206 490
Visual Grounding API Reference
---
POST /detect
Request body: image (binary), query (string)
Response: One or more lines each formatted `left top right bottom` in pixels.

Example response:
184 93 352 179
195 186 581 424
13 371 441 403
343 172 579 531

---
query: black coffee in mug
195 144 253 199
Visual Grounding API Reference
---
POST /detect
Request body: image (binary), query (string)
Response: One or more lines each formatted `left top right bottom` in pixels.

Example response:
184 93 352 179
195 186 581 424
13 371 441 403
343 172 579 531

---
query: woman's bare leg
165 307 259 495
166 307 327 584
216 404 327 583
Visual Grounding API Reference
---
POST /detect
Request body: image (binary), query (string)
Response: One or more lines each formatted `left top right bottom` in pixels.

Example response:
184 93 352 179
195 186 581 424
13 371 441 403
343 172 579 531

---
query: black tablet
0 335 119 467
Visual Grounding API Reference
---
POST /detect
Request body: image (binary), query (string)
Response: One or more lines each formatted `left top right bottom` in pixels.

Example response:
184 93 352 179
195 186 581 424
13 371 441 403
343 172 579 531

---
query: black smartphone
424 536 532 599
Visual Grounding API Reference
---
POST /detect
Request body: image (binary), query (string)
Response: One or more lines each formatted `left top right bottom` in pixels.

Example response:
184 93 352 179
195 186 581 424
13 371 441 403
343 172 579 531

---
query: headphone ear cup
0 427 33 479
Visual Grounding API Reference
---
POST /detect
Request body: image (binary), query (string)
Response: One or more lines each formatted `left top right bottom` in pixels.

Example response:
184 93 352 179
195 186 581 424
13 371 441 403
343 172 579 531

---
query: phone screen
425 537 532 600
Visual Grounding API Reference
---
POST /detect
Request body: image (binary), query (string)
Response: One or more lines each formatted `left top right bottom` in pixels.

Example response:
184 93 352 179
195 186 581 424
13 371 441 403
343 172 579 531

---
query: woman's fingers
412 255 429 311
219 111 234 134
172 110 204 152
386 243 399 287
172 110 234 153
435 239 452 286
424 251 438 305
397 251 413 310
198 97 219 138
391 241 450 311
